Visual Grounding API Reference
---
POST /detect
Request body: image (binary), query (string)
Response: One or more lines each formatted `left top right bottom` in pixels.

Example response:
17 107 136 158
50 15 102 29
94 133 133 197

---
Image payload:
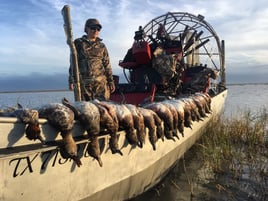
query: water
224 84 268 117
1 84 268 114
0 90 74 109
0 84 268 201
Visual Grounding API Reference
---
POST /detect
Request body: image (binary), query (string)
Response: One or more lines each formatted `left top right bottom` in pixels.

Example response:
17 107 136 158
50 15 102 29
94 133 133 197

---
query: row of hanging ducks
1 92 211 167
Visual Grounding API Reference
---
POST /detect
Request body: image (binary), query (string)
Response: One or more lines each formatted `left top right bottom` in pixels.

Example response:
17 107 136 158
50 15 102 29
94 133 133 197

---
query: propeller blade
183 30 197 51
184 39 210 57
180 25 189 42
195 38 210 50
195 30 204 40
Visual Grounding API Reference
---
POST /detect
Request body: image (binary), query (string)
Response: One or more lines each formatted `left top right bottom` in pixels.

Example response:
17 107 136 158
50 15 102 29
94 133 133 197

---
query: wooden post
61 5 82 101
221 40 226 87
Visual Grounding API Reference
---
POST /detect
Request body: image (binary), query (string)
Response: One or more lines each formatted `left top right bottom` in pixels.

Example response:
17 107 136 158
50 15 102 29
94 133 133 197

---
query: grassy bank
195 108 268 200
199 108 267 175
131 108 268 201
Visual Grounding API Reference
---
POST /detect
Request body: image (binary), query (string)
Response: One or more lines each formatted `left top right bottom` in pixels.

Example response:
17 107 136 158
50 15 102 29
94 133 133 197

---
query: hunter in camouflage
152 47 177 84
69 18 115 101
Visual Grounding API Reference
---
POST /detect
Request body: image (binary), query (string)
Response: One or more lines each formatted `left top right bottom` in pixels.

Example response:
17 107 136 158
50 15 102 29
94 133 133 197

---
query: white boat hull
0 90 227 201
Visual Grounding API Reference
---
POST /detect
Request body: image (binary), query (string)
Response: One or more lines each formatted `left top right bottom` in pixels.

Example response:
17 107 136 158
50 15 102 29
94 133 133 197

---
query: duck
62 98 100 136
59 129 82 167
173 99 192 129
167 99 188 134
195 93 212 113
95 101 139 146
125 104 146 148
25 120 42 142
139 107 161 150
161 101 180 140
87 136 103 167
143 102 176 141
191 95 208 118
37 103 82 167
62 98 103 167
1 104 44 143
181 97 202 122
92 102 122 156
200 93 212 114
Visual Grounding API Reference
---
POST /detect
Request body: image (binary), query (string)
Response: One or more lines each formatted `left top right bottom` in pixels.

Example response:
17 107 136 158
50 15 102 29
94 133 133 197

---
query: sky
0 0 268 91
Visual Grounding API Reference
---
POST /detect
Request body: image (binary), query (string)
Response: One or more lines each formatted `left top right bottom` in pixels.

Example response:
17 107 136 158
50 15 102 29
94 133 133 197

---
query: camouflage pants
81 76 110 101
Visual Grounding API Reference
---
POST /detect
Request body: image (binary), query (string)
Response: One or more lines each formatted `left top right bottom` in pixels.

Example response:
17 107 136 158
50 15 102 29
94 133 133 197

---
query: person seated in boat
68 18 115 101
151 46 184 96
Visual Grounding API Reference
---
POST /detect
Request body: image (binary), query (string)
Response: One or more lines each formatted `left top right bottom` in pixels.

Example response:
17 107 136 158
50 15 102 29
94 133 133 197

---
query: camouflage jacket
152 47 177 80
69 35 114 85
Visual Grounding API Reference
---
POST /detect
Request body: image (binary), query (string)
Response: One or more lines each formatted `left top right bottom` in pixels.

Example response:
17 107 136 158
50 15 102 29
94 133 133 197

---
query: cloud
0 0 267 85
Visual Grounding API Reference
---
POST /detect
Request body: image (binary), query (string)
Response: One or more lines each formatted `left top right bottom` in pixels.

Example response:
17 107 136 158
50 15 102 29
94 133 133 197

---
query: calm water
0 90 74 109
0 84 268 201
1 84 268 115
224 84 268 117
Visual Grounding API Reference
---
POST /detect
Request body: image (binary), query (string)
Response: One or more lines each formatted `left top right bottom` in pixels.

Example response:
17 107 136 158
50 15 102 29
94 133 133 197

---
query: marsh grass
131 108 268 201
196 107 268 200
199 108 267 173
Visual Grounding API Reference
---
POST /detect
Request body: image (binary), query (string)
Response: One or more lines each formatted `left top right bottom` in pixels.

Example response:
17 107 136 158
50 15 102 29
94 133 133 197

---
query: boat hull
0 90 227 201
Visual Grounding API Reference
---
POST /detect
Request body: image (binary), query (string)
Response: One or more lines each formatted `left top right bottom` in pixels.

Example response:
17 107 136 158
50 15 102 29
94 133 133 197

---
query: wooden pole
61 5 82 101
221 40 226 87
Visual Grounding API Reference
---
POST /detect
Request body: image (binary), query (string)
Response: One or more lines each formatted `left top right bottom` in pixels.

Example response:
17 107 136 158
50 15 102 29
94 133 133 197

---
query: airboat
0 9 227 201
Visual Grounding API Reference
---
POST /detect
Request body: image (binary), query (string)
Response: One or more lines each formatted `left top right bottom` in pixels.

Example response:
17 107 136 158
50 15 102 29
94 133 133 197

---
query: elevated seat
132 41 151 65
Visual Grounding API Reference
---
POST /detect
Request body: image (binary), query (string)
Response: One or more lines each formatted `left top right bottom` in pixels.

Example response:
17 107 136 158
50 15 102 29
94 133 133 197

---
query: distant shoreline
0 82 267 93
0 89 69 94
226 82 268 86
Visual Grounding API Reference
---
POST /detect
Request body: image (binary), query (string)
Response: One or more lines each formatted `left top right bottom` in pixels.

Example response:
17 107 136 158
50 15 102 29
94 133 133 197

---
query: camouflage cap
84 18 102 32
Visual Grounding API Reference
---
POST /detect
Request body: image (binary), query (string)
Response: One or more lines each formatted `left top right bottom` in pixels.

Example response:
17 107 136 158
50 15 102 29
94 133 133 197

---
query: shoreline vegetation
132 108 268 201
193 108 268 200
